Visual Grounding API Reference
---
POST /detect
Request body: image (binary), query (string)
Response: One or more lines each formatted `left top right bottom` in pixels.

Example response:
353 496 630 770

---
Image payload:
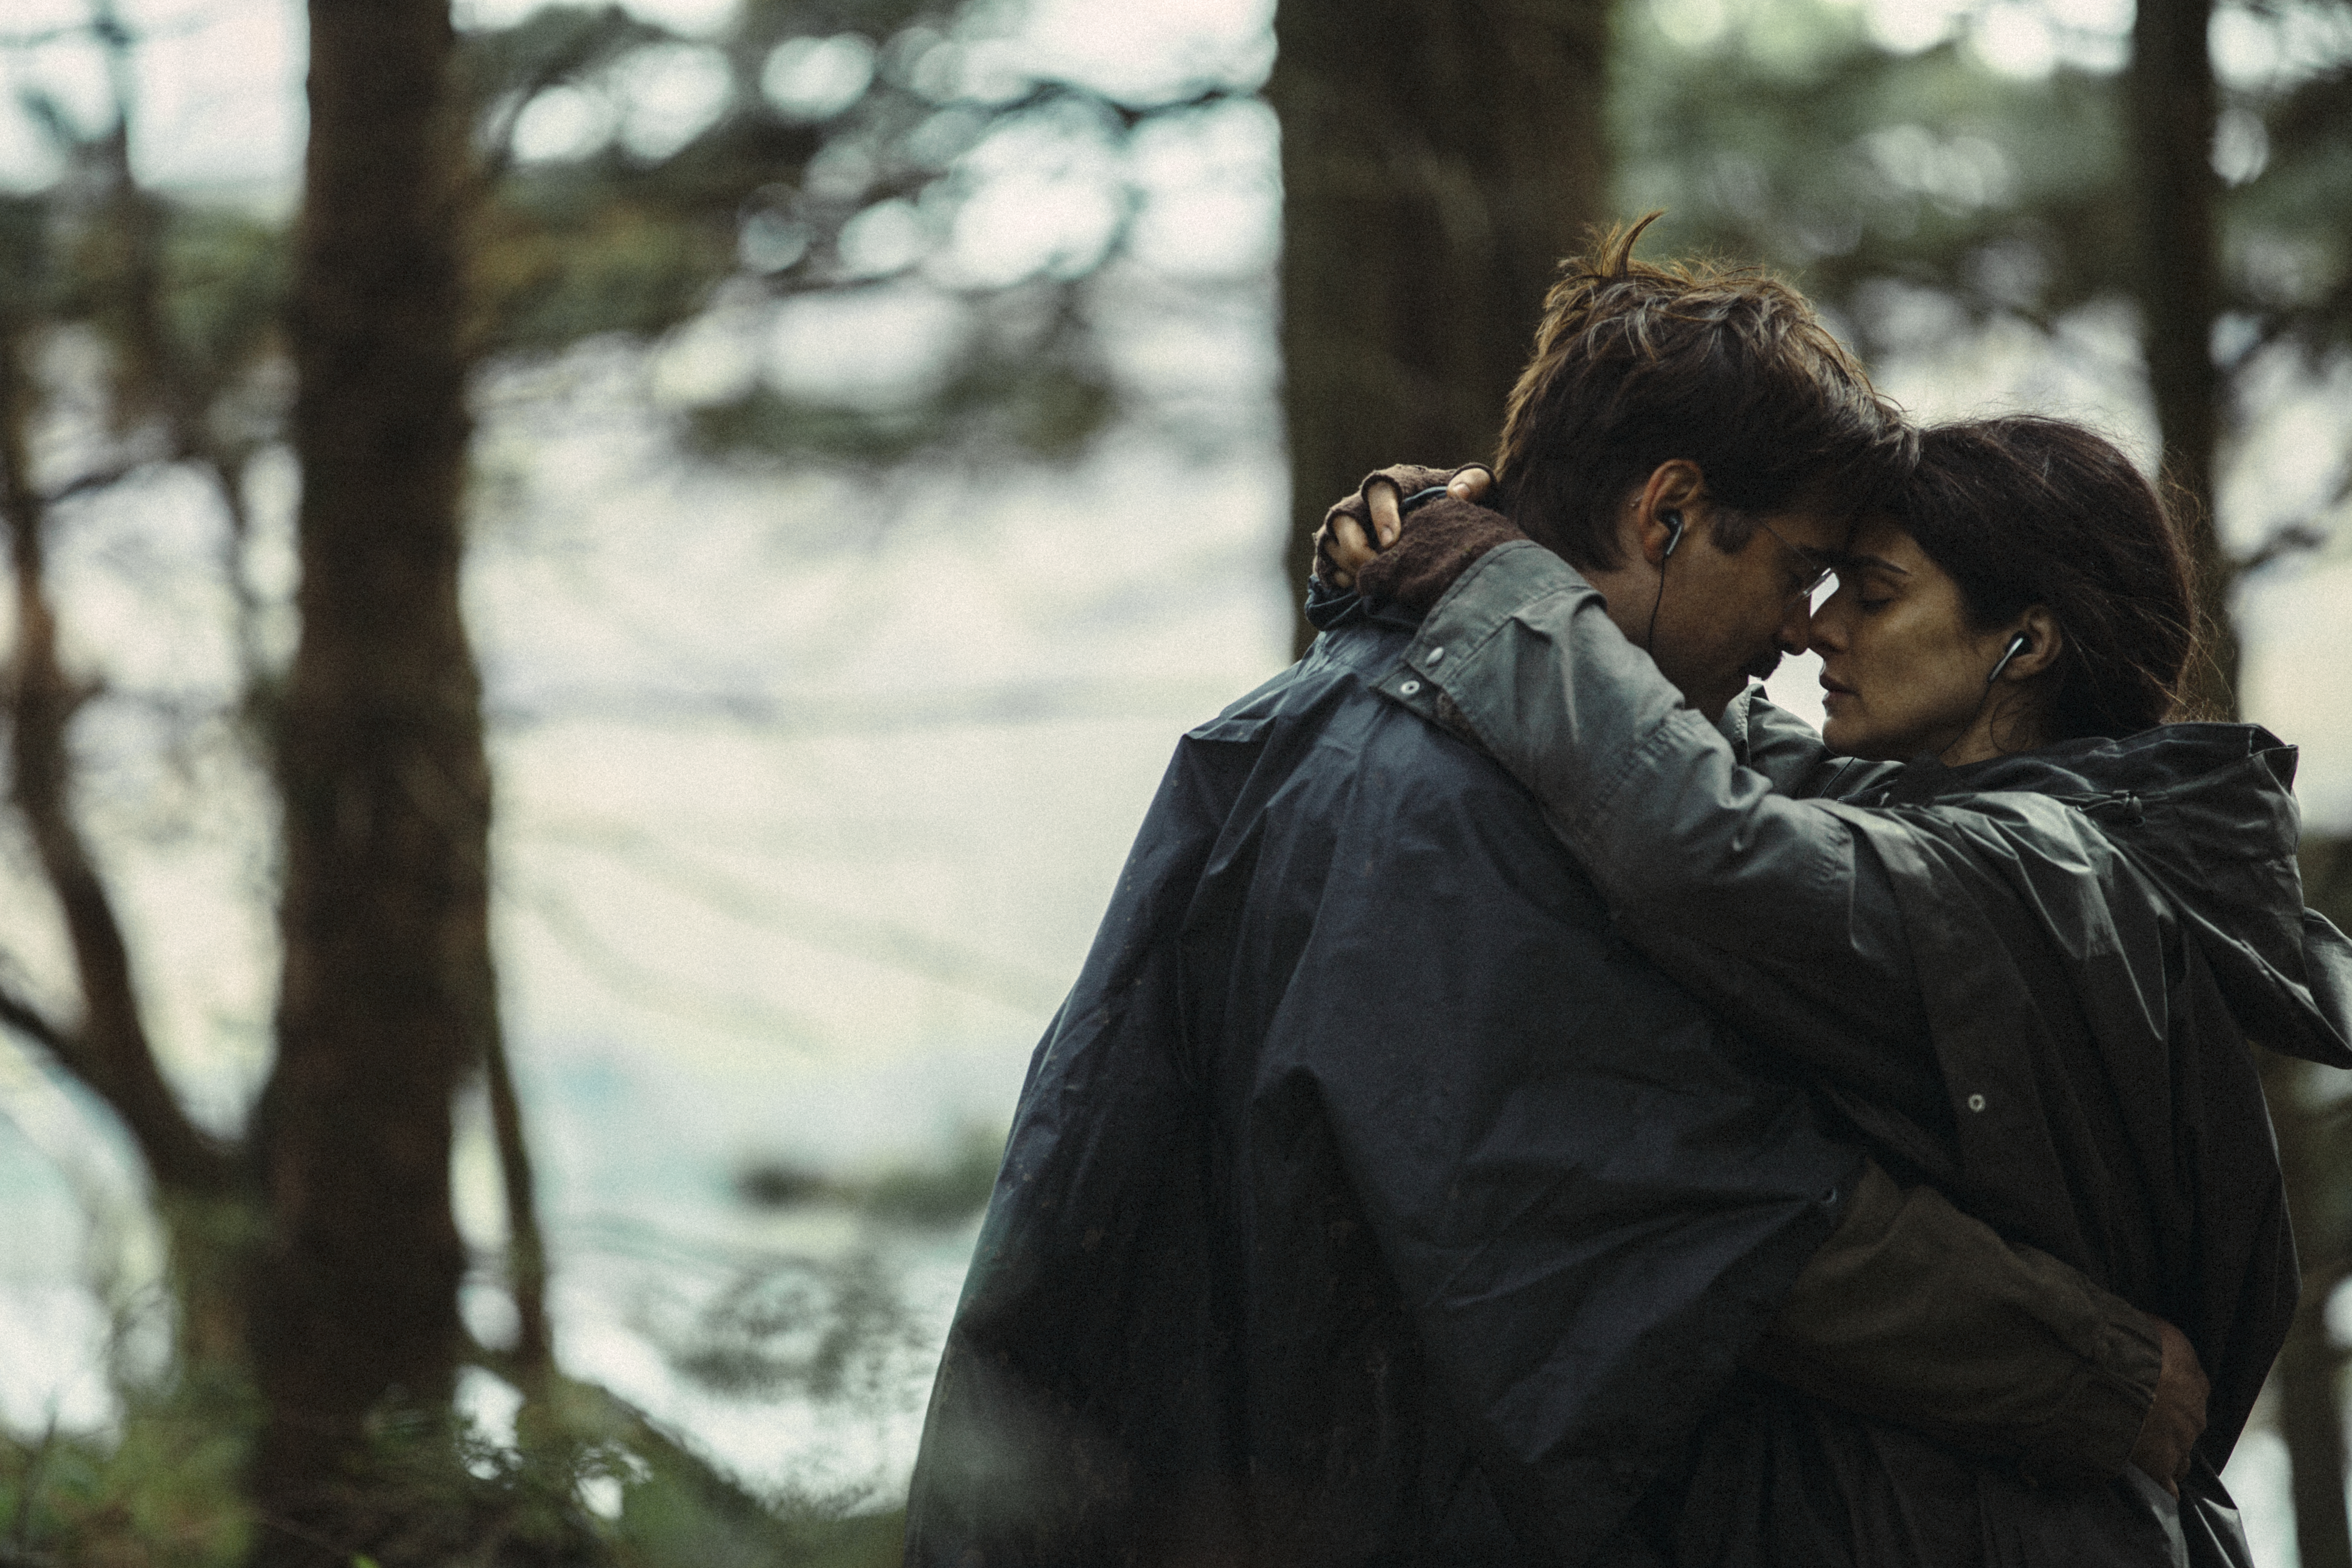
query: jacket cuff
2015 1305 2163 1485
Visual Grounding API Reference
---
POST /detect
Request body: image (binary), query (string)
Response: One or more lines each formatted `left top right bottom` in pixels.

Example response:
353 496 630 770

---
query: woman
1320 416 2352 1565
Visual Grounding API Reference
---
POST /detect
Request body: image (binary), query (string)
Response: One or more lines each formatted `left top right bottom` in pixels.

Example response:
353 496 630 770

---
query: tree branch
2235 520 2330 575
41 459 153 509
0 964 75 1065
482 1005 553 1381
0 322 233 1197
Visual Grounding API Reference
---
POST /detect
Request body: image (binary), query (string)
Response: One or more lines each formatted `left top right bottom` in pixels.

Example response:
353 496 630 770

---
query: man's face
1648 502 1847 719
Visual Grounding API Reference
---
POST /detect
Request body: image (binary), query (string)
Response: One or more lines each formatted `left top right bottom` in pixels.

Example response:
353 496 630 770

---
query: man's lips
1820 672 1856 701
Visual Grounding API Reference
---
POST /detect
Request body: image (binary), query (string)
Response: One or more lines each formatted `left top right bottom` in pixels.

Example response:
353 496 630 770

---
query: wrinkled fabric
1390 540 2350 1565
903 606 1859 1568
1749 1162 2160 1488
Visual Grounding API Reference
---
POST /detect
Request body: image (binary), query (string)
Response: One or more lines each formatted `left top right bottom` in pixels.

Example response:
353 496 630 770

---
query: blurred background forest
0 0 2344 1562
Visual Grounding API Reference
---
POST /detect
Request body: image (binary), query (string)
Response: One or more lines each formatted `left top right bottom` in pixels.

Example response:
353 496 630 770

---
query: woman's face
1811 518 2024 762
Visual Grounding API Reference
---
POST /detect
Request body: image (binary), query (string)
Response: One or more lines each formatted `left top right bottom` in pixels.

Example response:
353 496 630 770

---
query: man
903 228 2199 1567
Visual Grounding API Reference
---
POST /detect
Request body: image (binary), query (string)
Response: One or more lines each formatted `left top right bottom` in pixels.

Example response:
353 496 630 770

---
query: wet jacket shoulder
903 607 1856 1568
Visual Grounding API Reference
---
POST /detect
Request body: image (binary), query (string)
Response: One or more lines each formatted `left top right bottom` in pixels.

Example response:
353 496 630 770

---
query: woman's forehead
1845 515 1931 572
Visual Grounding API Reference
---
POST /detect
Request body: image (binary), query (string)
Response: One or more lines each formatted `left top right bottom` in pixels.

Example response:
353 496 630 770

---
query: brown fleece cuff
1356 495 1528 614
2014 1303 2164 1486
1315 464 1504 591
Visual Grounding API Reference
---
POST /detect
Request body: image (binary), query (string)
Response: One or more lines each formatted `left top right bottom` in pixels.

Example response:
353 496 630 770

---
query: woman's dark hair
1898 416 2197 740
1493 216 1914 568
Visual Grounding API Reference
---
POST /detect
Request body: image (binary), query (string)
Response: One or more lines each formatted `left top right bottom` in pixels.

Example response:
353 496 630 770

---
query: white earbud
1986 632 2030 686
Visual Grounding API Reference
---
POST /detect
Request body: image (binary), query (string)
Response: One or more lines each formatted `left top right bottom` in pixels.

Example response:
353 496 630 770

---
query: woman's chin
1821 715 1908 763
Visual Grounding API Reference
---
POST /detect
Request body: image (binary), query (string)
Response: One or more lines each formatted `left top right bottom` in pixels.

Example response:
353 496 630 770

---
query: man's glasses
1755 517 1837 606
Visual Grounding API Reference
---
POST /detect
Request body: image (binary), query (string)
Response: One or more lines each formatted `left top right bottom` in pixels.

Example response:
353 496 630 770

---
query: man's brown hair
1492 215 1913 568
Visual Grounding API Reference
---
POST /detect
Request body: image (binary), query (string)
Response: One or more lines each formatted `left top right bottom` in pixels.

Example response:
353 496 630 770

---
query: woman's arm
1762 1158 2200 1489
1382 539 1949 1123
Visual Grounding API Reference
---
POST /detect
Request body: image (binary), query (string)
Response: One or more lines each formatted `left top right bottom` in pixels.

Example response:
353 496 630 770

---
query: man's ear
1630 459 1710 566
1997 606 2063 682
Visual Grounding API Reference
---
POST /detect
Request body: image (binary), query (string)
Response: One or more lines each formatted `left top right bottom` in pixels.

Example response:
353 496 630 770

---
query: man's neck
1577 558 1738 719
1576 561 1658 649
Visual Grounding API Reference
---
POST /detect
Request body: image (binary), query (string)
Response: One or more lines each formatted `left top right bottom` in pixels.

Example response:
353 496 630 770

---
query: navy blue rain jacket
903 606 1857 1567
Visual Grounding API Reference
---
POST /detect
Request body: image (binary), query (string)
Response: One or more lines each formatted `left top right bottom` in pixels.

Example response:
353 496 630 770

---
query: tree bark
2272 1169 2352 1568
486 1019 554 1380
1269 0 1611 655
0 332 234 1207
2283 839 2352 1568
3 305 262 1397
2127 0 2234 718
250 0 487 1557
2130 0 2349 1558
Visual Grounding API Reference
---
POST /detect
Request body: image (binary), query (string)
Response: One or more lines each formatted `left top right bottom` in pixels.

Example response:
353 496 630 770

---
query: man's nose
1776 594 1813 656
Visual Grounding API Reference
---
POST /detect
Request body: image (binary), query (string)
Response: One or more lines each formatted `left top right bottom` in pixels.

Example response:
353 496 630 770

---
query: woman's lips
1820 673 1855 703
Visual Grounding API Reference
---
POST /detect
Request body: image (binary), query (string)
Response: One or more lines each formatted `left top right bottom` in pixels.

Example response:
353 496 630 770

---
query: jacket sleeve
1767 1158 2161 1484
1383 541 1949 1133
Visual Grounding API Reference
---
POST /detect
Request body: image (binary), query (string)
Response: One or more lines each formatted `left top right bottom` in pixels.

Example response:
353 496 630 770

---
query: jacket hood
1889 723 2352 1070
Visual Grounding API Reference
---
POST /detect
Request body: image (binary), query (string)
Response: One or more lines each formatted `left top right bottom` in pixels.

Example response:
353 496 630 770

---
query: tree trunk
2272 1162 2352 1568
1269 0 1611 655
487 1021 554 1380
2132 0 2352 1552
2 300 260 1393
2285 838 2352 1568
2127 0 2234 718
249 0 487 1558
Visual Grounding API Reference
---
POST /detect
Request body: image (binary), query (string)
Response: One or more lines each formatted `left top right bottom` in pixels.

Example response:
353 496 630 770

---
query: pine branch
0 325 234 1197
0 967 73 1065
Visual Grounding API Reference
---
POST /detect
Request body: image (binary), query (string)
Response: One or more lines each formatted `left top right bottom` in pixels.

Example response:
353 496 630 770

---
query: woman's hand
1314 464 1494 589
2128 1318 2208 1496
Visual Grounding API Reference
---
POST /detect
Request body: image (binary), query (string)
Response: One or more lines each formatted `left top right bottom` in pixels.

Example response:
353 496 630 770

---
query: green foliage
0 1375 910 1568
596 1421 902 1568
0 1380 255 1567
680 336 1114 466
7 0 1200 522
1614 3 2132 343
158 209 289 408
0 195 57 325
451 0 1247 465
1613 0 2352 364
475 183 737 353
2227 46 2352 360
